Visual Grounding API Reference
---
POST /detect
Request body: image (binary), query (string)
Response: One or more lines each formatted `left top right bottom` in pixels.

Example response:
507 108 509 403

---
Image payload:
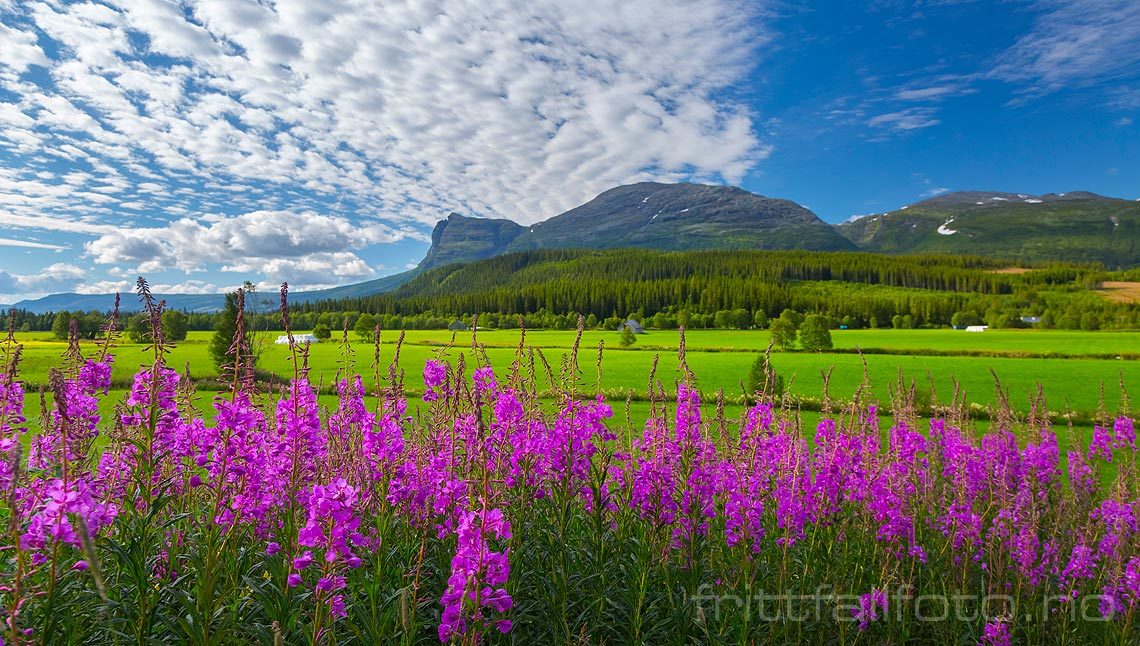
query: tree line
14 248 1140 337
288 249 1138 331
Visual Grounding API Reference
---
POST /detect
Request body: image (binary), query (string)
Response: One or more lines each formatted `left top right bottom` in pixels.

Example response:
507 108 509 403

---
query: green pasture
413 328 1140 357
9 328 1140 418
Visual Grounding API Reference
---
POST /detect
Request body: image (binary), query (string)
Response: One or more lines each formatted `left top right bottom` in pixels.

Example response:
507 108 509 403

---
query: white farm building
275 334 319 345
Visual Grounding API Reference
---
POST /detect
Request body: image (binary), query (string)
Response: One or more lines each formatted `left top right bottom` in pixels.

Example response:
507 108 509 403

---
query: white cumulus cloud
0 262 87 297
83 210 420 277
0 0 768 229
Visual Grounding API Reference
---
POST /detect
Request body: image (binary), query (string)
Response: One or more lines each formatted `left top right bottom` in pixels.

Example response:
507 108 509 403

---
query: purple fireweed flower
889 421 929 472
1090 499 1137 559
674 451 718 546
765 432 814 547
205 392 274 529
1009 522 1045 585
317 575 346 592
1096 555 1140 617
723 463 765 553
1089 425 1114 462
423 360 447 402
739 401 774 445
363 412 404 477
276 377 325 488
629 416 680 526
8 348 1140 641
674 383 702 447
331 375 405 483
472 365 497 396
386 446 469 531
1113 417 1136 450
811 419 872 520
0 437 19 494
20 477 118 552
1067 450 1097 503
29 358 113 470
439 507 512 642
329 376 375 443
293 551 314 570
115 364 214 498
1022 429 1060 492
1128 557 1140 599
1059 543 1097 595
93 442 137 507
1099 592 1124 618
1120 557 1140 609
0 372 26 492
982 430 1022 499
79 357 113 394
979 620 1011 646
851 589 887 631
549 397 614 488
298 478 362 567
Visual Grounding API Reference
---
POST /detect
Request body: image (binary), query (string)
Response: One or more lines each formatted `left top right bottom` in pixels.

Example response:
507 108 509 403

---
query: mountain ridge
9 184 1140 314
417 181 855 270
838 190 1140 266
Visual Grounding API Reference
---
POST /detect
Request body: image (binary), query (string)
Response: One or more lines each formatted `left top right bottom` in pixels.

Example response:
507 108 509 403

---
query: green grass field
11 328 1140 420
428 328 1140 356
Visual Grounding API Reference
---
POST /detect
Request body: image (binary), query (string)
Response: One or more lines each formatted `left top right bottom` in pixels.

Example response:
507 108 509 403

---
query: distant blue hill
6 268 419 315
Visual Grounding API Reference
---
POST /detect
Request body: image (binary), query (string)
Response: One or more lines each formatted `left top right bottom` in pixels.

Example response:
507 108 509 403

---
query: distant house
964 325 988 333
448 319 470 331
621 319 646 334
1020 316 1043 325
275 333 318 345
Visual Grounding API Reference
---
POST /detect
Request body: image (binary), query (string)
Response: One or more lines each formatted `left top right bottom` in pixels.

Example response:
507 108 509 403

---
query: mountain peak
838 188 1140 267
419 213 525 270
503 182 844 251
415 182 854 270
913 190 1120 209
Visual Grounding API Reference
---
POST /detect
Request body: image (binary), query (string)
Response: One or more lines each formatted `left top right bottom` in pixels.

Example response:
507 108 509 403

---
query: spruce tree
209 291 252 372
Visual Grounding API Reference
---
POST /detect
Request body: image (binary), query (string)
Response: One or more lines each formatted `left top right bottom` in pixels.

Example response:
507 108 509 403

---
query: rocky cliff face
418 212 525 269
419 182 855 270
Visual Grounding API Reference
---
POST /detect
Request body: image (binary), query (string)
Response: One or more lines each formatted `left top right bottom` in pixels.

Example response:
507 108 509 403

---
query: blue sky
746 1 1140 219
0 0 1137 302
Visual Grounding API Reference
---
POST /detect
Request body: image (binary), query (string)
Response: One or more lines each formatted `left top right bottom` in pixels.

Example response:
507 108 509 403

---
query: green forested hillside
298 248 1137 329
839 191 1140 267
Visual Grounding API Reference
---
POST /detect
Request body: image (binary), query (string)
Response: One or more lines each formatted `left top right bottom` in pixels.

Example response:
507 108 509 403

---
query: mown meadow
1 285 1138 645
